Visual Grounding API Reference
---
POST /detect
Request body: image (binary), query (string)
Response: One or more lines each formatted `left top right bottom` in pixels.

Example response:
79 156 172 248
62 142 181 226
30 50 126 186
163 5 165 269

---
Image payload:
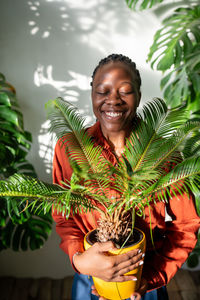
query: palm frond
183 132 200 158
46 98 111 192
152 121 200 169
142 156 200 204
0 174 107 218
124 98 189 172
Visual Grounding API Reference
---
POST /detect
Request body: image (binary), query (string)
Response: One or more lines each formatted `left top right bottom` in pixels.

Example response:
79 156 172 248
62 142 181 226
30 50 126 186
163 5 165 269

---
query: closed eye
96 91 108 95
119 91 134 96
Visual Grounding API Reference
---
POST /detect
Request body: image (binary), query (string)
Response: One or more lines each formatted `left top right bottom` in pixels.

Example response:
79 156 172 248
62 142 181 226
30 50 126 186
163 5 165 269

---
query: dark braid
90 54 141 92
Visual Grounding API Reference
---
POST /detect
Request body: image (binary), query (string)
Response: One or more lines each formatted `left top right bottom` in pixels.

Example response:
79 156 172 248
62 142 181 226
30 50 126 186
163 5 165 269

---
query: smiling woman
51 54 199 300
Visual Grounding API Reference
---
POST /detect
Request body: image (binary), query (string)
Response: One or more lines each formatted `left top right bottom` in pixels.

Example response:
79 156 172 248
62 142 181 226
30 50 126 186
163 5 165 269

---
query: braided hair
90 54 141 93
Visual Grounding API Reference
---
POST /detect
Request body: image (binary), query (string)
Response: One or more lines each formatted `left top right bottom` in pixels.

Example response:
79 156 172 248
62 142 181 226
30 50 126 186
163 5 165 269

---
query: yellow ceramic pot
84 228 146 300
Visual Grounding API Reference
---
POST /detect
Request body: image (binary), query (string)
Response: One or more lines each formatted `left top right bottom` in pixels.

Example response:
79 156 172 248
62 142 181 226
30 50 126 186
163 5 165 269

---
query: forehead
93 61 134 84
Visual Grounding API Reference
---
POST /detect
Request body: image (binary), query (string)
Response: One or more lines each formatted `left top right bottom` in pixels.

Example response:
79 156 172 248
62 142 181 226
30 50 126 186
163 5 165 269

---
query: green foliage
0 98 200 228
148 6 200 70
126 0 200 267
0 73 52 251
126 0 163 10
0 206 52 251
46 98 113 194
147 5 200 108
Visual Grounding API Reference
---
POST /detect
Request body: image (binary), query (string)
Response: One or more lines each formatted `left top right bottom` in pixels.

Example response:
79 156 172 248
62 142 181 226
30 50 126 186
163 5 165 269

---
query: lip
102 110 124 120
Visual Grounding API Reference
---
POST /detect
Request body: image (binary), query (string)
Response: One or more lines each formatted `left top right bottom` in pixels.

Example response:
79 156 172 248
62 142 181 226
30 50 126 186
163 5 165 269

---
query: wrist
72 251 83 272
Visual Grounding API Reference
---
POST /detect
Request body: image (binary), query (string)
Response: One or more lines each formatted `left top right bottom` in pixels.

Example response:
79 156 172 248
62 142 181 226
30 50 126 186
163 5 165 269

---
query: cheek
92 99 100 118
127 97 138 112
92 95 103 110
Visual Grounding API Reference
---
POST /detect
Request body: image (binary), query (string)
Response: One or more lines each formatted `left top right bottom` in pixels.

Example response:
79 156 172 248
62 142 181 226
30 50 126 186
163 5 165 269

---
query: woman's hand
91 278 148 300
131 278 148 299
73 241 144 282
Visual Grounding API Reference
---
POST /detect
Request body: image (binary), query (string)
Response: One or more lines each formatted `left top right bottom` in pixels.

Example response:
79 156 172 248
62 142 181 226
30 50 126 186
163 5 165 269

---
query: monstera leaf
125 0 163 10
147 6 200 108
0 201 52 251
0 73 53 251
160 45 200 108
148 6 200 70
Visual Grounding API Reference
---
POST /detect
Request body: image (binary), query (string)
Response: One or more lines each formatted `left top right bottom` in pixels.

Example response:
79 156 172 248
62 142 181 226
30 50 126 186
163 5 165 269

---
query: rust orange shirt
52 121 200 291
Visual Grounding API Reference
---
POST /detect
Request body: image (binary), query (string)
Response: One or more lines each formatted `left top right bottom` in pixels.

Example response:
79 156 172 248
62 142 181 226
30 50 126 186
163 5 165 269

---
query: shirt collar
87 121 112 151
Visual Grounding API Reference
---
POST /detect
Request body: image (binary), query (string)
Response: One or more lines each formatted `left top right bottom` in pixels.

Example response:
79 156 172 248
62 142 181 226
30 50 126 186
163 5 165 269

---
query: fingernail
142 253 145 258
138 249 141 254
132 277 137 281
139 260 144 266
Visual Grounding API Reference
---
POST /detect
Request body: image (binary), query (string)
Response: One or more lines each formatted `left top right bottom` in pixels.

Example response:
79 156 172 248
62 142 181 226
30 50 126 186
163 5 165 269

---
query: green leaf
148 6 200 70
0 92 11 106
46 98 110 193
0 72 41 253
190 73 200 96
187 253 199 268
160 72 172 90
126 0 164 11
0 209 52 251
157 48 174 70
0 106 19 127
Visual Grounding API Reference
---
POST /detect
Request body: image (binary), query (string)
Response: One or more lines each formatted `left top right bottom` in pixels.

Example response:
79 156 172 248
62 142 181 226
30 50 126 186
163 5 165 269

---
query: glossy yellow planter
84 228 146 300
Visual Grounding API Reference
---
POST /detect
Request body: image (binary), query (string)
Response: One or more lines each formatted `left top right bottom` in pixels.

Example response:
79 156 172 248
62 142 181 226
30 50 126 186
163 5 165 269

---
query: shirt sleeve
52 140 85 269
143 191 200 291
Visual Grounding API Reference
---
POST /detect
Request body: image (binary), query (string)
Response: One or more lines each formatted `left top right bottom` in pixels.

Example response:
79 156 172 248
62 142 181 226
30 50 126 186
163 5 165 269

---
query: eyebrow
95 81 133 87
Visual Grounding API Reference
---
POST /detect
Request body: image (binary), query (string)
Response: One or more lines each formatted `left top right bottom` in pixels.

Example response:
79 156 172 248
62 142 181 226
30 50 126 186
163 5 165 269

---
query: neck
101 130 127 157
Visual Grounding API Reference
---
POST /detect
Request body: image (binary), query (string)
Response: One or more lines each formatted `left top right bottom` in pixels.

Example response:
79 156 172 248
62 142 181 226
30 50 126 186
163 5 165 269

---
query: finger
112 252 145 276
131 292 141 300
116 256 144 276
91 286 99 297
106 274 138 282
113 249 143 266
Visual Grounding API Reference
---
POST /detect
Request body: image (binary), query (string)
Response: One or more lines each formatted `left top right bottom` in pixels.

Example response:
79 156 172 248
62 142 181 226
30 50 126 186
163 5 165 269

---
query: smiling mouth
104 111 123 118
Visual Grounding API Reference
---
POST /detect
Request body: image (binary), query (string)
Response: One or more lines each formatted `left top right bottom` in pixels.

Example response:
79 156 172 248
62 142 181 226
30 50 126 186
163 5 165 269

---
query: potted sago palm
0 97 200 299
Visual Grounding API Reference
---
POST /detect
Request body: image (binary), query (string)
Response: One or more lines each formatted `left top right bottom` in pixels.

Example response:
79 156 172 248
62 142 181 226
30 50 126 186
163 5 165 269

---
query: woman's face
91 62 140 136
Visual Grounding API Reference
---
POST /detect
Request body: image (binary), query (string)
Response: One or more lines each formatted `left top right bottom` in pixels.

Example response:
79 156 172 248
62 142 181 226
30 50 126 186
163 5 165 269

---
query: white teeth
105 112 123 117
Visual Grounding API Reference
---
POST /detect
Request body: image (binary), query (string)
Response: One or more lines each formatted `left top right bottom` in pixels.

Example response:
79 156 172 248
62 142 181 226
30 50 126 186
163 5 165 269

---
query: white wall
0 0 164 278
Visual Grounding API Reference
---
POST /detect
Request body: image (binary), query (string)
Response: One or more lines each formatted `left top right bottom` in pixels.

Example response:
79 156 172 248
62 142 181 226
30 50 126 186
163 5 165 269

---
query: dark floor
167 269 200 300
0 269 199 300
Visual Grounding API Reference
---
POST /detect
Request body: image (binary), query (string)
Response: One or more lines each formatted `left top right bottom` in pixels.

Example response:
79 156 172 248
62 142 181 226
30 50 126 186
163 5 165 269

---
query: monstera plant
0 73 52 251
126 0 200 268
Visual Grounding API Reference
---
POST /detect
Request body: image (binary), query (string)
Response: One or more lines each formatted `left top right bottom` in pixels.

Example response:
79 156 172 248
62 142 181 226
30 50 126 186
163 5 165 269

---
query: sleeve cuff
66 241 85 273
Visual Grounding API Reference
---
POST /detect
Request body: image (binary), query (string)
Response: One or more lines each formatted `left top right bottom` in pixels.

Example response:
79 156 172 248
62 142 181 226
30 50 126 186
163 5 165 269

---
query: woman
52 54 200 300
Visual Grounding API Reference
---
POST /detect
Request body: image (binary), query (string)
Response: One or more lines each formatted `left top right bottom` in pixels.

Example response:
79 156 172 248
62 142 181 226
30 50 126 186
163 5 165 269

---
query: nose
105 90 122 105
